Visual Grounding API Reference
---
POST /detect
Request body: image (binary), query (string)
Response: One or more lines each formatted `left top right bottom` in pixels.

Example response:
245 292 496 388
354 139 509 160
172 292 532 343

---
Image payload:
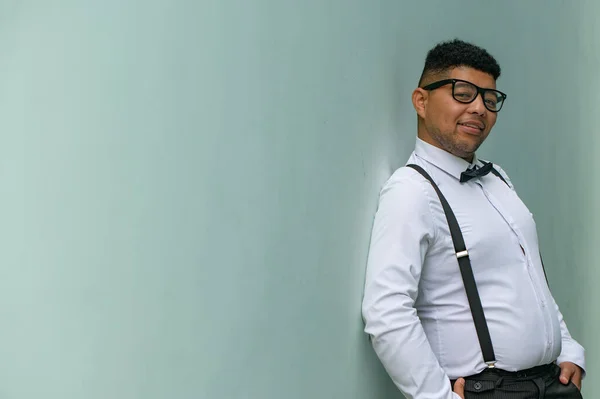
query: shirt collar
413 138 481 181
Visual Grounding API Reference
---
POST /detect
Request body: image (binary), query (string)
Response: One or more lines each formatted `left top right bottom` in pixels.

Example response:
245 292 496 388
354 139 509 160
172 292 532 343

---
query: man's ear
412 88 428 119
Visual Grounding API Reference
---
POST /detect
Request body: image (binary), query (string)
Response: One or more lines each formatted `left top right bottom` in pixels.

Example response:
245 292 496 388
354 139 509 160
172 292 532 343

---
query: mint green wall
575 2 600 397
0 1 594 398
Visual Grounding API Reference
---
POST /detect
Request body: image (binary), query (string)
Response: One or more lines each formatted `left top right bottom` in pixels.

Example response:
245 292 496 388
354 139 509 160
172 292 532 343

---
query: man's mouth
458 121 485 132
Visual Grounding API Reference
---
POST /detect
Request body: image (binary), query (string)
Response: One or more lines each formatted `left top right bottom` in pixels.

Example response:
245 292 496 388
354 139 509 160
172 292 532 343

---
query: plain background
0 1 596 398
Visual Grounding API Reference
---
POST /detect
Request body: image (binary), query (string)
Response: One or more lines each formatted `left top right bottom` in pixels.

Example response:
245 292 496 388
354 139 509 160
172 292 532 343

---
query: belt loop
495 376 504 388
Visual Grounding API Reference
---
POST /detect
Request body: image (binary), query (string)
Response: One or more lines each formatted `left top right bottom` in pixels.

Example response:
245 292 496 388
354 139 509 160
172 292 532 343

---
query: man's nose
468 93 487 115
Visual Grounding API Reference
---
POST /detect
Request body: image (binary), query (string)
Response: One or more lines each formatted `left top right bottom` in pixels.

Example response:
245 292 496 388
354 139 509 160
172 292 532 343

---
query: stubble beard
431 128 484 160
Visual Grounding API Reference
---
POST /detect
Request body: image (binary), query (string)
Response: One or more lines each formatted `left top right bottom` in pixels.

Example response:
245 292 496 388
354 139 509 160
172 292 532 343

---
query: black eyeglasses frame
421 78 507 112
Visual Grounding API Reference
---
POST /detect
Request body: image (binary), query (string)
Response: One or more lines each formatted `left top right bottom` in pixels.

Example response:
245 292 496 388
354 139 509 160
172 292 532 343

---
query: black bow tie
460 161 494 183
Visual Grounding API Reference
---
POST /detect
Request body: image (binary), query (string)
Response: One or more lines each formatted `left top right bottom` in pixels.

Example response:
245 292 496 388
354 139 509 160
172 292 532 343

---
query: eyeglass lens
453 81 504 111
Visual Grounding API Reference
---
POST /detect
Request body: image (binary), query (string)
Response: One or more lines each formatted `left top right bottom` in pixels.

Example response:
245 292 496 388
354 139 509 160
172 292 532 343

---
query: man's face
417 67 498 161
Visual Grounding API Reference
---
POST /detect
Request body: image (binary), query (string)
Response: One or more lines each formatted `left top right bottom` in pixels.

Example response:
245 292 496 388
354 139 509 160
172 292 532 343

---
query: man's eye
455 93 472 99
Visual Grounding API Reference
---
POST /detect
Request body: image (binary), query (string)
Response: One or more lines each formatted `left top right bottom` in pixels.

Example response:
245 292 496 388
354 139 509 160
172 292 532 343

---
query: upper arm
362 170 436 333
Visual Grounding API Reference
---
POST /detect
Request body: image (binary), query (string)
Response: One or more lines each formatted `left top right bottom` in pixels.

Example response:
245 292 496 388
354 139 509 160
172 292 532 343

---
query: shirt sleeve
362 169 460 399
553 298 586 374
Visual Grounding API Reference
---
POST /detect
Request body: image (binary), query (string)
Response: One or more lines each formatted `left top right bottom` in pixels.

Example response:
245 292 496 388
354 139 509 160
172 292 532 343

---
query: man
361 39 585 399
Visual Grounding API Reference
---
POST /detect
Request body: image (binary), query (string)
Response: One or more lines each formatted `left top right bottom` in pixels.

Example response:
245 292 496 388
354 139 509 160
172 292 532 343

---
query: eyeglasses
422 79 507 112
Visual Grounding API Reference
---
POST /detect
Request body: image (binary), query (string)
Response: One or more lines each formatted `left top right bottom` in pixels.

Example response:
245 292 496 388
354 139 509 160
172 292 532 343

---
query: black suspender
406 164 498 368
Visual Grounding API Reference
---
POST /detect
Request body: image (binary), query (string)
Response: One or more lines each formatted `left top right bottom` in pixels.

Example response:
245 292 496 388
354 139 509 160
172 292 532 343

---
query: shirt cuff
557 339 586 377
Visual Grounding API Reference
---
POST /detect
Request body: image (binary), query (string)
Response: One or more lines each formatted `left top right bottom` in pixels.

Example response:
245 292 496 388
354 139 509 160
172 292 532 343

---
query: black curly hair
418 39 501 87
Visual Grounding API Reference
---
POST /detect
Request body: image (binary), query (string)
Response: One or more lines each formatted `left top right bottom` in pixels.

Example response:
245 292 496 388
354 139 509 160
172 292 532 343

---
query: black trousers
451 364 582 398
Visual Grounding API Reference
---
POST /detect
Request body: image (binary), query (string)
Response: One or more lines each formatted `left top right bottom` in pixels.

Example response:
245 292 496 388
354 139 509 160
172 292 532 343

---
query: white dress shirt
362 138 585 399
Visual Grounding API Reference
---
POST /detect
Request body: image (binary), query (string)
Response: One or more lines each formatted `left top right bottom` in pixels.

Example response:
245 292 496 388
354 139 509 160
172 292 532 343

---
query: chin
452 143 480 159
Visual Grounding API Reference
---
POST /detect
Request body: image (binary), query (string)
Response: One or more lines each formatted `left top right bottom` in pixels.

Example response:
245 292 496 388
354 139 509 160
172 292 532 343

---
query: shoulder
383 165 429 192
378 165 436 211
372 165 438 241
482 160 516 190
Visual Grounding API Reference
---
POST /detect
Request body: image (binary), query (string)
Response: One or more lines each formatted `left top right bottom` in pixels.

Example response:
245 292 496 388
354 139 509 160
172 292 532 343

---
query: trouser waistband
451 363 557 387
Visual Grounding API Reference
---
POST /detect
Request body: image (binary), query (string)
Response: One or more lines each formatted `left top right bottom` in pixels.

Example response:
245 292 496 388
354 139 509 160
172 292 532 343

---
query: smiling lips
458 120 485 134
